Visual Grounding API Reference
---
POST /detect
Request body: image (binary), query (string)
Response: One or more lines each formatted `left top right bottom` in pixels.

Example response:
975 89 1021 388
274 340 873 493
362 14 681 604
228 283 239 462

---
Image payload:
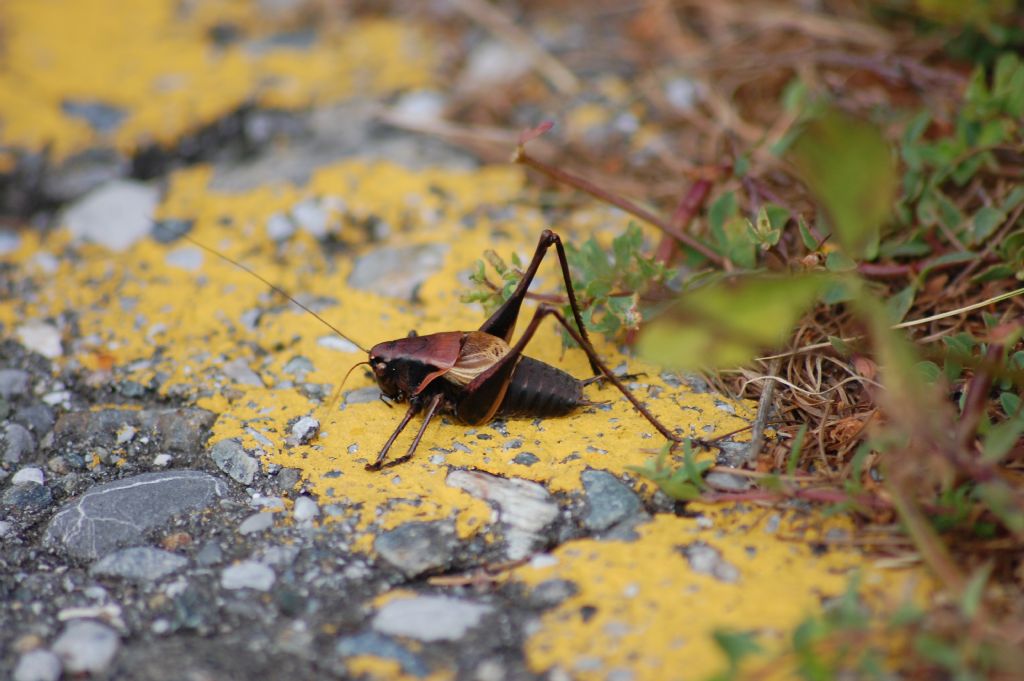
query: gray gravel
348 243 448 301
209 439 260 485
90 547 188 582
373 521 456 578
581 469 643 532
371 596 493 642
45 470 227 559
62 179 158 251
13 649 62 681
221 560 276 591
52 620 121 674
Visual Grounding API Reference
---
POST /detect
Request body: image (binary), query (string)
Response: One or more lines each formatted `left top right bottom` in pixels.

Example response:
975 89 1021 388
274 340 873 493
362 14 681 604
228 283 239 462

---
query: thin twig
512 146 726 266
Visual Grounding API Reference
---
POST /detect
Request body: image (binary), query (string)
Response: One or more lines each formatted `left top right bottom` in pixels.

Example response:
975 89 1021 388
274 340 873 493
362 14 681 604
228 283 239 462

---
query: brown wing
444 331 511 386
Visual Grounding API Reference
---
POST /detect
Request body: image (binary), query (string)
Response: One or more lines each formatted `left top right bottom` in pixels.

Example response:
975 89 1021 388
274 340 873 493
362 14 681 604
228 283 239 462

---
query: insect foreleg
371 392 444 470
480 229 599 377
366 401 421 471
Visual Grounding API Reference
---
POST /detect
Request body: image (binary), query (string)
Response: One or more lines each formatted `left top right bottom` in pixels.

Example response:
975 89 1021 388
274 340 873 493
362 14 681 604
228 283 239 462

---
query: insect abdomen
498 356 584 417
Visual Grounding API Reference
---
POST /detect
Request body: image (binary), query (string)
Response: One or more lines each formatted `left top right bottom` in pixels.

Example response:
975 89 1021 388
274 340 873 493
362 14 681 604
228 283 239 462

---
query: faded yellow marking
0 157 751 546
345 656 453 681
0 0 434 160
513 510 934 680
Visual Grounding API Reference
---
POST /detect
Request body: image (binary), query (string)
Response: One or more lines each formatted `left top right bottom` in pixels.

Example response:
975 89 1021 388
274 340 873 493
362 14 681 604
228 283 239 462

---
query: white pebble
52 620 120 674
293 496 320 522
221 561 275 591
13 649 61 681
12 467 44 486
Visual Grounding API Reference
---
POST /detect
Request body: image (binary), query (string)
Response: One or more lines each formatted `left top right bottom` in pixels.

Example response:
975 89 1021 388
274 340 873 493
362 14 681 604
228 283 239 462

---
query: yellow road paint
0 159 750 540
514 510 934 680
0 0 434 160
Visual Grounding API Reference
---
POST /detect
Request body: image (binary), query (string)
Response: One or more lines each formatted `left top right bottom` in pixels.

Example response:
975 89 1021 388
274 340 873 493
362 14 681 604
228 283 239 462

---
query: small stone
209 439 259 485
447 469 558 560
293 496 319 522
15 404 55 437
47 456 69 475
266 213 295 241
0 369 30 399
0 520 12 537
459 40 532 93
221 358 264 387
90 546 187 582
221 560 275 591
12 467 44 485
13 649 62 681
529 579 579 609
705 471 751 492
0 229 22 257
372 596 492 642
238 512 275 535
63 179 157 251
52 620 120 674
681 542 740 583
291 197 329 238
196 541 223 566
3 423 35 463
391 90 445 122
161 531 192 550
347 243 448 301
2 483 53 511
114 424 137 445
15 322 62 359
287 416 319 446
317 335 362 354
581 470 642 532
336 632 428 677
374 521 455 578
152 453 172 467
512 452 539 466
275 467 302 491
60 100 126 133
282 356 315 379
45 470 226 560
164 246 203 271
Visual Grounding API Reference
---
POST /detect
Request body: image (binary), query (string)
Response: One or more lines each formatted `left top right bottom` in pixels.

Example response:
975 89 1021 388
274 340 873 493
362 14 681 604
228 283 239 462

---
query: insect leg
468 303 681 442
479 230 598 376
376 392 444 469
366 401 421 471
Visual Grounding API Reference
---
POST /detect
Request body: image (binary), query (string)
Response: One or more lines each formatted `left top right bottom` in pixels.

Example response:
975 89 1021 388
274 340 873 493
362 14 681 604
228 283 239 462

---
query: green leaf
711 630 762 669
982 418 1024 463
885 285 916 324
960 563 992 620
915 361 942 383
825 251 857 272
821 278 857 304
829 336 853 356
723 216 757 269
787 424 807 475
639 275 827 370
1000 391 1021 418
790 110 896 260
797 216 818 251
708 192 738 245
970 206 1006 244
971 263 1015 284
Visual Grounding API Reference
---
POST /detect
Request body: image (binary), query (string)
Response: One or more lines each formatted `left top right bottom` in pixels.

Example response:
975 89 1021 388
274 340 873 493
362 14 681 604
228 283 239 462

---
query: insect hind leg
478 230 599 377
494 303 682 444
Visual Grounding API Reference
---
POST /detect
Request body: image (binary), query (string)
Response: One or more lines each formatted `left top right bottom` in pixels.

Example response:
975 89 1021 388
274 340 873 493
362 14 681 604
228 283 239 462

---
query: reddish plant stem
957 343 1003 451
513 148 725 266
857 253 998 279
700 485 893 510
654 178 714 265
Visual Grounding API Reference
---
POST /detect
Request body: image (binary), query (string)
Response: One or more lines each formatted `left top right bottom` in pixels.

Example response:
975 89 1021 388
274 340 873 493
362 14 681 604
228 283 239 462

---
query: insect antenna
325 360 372 414
155 223 370 354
